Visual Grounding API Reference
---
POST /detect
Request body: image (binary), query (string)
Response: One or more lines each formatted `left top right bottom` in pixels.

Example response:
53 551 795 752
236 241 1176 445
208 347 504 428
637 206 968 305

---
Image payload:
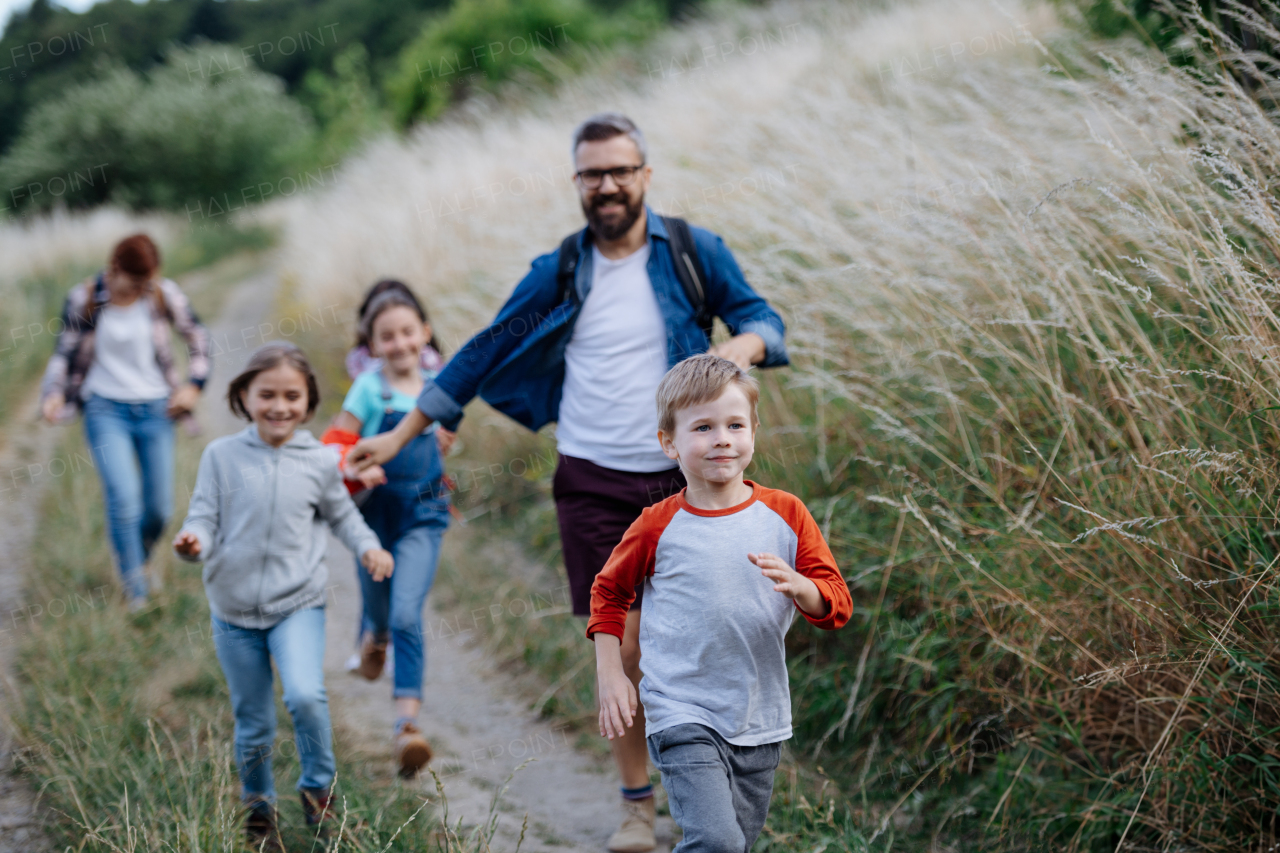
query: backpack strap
556 228 589 305
660 215 713 339
82 272 108 327
555 218 712 339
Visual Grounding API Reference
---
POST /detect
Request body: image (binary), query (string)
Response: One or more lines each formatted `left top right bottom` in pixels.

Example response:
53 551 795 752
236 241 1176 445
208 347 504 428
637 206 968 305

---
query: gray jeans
647 724 782 853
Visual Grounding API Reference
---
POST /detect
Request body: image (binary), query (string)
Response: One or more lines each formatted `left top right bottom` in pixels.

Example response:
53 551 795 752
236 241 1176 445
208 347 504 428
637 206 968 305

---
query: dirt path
0 252 673 849
194 259 675 851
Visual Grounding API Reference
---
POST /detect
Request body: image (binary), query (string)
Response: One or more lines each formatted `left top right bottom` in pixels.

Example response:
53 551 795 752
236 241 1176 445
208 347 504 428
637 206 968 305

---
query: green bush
300 43 391 159
0 45 316 213
387 0 661 125
1067 0 1279 63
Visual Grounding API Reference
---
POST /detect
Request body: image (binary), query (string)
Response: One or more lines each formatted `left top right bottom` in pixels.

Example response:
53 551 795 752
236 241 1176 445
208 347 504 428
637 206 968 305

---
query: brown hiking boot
395 722 433 778
244 799 282 851
607 797 656 852
359 633 387 680
300 786 335 827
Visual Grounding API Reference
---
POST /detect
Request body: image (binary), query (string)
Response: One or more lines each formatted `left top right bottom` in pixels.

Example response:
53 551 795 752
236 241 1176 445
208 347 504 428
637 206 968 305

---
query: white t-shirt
81 299 170 402
556 244 673 472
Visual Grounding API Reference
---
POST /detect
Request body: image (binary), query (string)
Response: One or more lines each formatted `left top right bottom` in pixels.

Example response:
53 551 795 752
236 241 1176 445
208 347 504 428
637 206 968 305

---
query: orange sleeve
586 497 680 641
758 488 852 630
320 427 363 497
320 427 359 460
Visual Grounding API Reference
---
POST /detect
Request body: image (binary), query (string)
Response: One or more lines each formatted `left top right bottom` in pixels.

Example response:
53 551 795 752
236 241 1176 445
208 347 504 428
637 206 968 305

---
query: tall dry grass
0 207 178 291
281 0 1280 847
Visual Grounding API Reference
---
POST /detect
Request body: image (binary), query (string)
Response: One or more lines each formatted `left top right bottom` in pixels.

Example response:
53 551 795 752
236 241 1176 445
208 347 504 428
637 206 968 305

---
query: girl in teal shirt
332 285 451 778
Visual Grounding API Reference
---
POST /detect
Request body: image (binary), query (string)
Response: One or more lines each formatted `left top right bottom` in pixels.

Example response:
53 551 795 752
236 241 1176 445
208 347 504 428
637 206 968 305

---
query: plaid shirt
40 273 211 409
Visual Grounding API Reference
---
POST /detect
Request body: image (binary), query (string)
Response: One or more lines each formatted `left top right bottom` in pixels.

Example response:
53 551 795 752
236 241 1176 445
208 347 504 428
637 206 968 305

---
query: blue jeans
647 724 781 853
211 608 335 801
81 395 173 600
357 524 443 700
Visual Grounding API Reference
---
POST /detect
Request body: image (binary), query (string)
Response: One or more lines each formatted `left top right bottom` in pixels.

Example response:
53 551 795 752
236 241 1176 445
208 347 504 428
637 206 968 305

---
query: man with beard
349 113 787 851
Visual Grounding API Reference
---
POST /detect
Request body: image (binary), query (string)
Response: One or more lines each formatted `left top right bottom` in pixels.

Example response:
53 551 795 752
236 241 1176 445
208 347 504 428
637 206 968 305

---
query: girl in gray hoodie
173 342 392 845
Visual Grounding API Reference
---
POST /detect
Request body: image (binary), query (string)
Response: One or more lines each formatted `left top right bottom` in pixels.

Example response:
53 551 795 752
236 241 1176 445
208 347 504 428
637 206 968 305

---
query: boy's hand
750 551 830 618
173 531 202 557
362 548 394 581
594 633 637 740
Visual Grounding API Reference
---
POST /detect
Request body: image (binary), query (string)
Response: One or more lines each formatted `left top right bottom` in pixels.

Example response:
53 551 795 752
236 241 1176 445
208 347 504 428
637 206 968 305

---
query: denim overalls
357 369 451 699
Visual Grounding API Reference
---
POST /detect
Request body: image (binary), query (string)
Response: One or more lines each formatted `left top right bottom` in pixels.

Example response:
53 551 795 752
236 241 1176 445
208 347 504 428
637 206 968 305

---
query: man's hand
167 383 201 418
362 548 394 582
348 432 402 472
436 427 457 456
173 531 202 558
346 463 386 490
594 633 637 740
749 551 829 618
41 393 65 424
709 332 766 369
349 408 430 471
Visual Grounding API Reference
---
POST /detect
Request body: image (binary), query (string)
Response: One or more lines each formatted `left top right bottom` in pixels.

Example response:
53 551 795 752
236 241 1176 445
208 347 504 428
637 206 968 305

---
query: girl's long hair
355 279 443 355
226 342 321 422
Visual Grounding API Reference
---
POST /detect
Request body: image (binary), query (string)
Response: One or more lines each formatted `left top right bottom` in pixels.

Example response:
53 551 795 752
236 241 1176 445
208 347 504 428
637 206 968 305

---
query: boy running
589 354 853 852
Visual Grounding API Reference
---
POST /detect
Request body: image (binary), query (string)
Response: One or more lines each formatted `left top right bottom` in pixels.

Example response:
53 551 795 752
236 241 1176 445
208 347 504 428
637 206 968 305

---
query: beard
582 190 645 241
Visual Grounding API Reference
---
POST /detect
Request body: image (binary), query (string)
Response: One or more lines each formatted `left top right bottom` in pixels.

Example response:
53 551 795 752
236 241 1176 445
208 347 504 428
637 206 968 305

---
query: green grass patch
166 222 278 279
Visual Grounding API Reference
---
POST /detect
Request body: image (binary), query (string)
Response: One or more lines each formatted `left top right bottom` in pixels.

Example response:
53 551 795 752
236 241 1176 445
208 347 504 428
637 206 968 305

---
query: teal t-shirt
341 369 432 438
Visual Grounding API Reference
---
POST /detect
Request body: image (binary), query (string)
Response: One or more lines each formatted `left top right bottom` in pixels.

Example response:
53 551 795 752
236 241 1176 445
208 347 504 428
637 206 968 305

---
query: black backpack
555 215 713 338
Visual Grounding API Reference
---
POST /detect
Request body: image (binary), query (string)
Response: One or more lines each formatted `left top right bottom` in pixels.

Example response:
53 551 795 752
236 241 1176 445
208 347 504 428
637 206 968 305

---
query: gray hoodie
177 425 380 629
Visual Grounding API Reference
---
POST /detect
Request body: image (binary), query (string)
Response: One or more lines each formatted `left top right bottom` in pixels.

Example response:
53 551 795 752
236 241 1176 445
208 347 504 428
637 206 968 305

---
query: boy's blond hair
656 354 760 435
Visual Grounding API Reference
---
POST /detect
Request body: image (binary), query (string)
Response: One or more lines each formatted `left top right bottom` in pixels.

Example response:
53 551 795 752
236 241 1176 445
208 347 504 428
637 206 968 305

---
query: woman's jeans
82 395 173 600
212 608 335 802
357 523 444 699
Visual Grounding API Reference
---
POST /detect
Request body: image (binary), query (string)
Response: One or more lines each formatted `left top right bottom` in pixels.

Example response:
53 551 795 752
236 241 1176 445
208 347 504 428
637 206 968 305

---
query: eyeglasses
575 164 645 190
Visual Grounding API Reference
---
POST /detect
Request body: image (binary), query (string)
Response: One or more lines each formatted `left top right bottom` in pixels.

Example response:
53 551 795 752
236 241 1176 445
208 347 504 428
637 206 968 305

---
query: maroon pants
552 454 686 616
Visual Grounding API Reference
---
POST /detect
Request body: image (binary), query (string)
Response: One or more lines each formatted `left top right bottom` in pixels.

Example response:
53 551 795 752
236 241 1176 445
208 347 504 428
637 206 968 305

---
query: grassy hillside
279 0 1280 848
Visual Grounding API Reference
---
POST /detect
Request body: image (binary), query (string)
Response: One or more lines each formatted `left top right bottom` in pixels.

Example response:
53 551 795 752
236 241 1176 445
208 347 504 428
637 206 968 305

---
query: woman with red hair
40 234 211 608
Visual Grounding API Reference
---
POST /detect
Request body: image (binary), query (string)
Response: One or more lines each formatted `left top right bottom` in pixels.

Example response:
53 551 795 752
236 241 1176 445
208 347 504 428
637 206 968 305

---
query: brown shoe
395 722 433 778
300 786 335 826
359 633 387 680
244 799 282 851
607 797 656 852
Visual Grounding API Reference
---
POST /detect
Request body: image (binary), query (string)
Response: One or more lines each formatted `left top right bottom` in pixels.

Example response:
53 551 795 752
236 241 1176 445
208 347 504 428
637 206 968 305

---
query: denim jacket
418 210 788 431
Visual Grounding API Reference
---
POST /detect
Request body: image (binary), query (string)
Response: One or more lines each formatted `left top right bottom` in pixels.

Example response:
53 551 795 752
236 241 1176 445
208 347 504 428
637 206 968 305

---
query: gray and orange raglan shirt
587 481 853 746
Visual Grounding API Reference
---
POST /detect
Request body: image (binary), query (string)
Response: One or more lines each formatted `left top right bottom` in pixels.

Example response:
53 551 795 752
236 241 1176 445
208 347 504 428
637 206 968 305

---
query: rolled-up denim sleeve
415 381 466 431
415 251 562 430
697 230 789 368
